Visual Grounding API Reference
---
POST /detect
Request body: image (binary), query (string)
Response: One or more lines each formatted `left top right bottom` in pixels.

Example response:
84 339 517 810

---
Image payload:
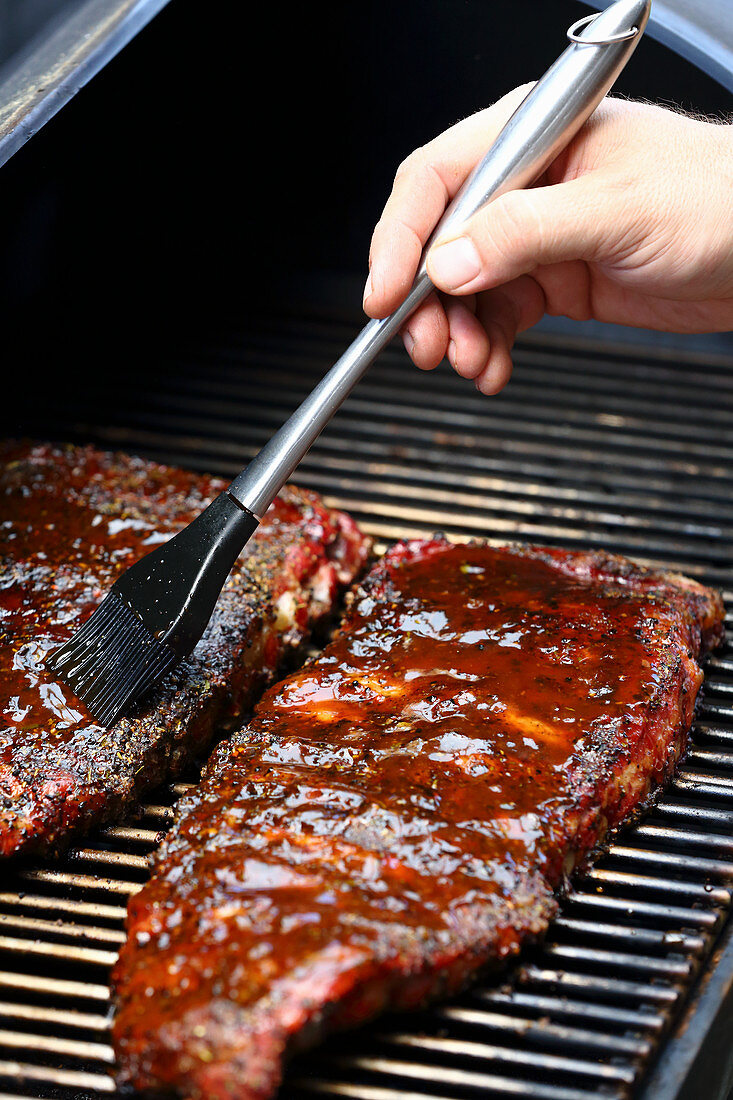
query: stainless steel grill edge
3 317 733 1100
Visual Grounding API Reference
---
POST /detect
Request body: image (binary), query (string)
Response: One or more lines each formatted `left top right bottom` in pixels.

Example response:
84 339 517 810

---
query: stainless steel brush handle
229 0 650 519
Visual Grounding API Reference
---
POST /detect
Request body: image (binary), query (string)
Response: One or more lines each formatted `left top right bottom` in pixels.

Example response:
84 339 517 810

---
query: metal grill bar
516 969 680 1003
0 895 126 922
0 1032 113 1063
0 936 118 969
565 892 721 929
17 871 141 895
5 321 733 1100
0 915 124 945
374 1034 638 1081
426 1010 652 1056
0 973 109 1001
101 827 161 844
0 1004 109 1031
0 1063 114 1091
306 1056 620 1100
477 991 664 1030
581 869 730 903
550 918 705 954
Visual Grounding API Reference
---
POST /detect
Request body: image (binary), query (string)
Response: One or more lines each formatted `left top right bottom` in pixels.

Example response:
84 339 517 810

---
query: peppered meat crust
112 537 724 1100
0 442 370 858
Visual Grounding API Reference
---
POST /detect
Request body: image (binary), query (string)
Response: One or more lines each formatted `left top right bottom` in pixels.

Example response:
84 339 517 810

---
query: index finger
364 84 532 319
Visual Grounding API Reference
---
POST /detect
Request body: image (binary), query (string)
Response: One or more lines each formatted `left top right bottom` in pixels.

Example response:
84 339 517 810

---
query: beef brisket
0 442 370 858
113 538 724 1099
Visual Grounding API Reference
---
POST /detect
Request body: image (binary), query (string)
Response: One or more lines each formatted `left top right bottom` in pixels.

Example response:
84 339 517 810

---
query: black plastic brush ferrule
110 491 260 659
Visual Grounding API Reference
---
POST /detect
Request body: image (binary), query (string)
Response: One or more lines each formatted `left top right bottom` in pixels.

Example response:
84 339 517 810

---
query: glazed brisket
113 538 724 1099
0 442 369 857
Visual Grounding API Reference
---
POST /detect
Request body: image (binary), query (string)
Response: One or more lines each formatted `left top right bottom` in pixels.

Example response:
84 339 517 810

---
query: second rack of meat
112 537 724 1100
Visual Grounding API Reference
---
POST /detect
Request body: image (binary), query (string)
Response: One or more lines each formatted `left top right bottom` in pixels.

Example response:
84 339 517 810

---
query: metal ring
566 12 638 45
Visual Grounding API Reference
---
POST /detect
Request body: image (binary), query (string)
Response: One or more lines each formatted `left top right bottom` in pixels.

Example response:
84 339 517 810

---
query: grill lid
0 0 170 170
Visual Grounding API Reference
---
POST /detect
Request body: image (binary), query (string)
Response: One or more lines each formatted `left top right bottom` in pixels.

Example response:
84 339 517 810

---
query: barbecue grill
3 316 733 1100
2 1 733 1098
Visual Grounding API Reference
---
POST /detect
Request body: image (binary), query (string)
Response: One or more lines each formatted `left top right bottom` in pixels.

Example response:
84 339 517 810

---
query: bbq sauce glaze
226 542 686 894
1 442 368 857
1 449 211 740
1 444 344 743
116 537 721 1082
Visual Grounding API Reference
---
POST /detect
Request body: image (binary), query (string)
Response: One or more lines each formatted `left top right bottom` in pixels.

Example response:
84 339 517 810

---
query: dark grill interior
2 317 733 1100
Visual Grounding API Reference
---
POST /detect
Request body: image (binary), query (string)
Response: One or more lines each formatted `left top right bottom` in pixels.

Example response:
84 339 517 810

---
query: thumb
426 175 624 294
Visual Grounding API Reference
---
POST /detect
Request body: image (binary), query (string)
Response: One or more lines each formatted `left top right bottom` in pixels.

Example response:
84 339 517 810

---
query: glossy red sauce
0 443 355 752
115 539 722 1095
2 450 203 740
246 544 659 884
1 443 371 860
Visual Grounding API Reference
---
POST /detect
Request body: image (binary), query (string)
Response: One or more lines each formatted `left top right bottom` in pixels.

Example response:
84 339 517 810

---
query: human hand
363 92 733 394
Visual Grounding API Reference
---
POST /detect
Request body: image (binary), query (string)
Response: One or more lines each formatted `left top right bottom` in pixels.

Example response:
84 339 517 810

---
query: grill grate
4 318 733 1100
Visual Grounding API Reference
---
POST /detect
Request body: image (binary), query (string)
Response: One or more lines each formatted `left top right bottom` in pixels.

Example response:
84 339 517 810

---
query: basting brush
48 0 650 725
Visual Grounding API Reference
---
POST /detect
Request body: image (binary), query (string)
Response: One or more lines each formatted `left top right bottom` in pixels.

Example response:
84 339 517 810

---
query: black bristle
48 593 177 726
46 492 259 725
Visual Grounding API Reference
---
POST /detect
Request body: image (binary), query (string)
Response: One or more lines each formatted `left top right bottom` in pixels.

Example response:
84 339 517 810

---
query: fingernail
363 271 373 307
448 339 457 368
403 329 415 356
429 237 481 290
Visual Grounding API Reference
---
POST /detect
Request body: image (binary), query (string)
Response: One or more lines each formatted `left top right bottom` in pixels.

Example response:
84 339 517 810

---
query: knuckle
484 192 542 263
394 146 425 183
394 146 449 203
389 217 424 267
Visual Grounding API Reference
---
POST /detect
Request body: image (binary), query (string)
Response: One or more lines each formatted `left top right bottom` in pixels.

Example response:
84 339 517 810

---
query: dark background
1 0 730 432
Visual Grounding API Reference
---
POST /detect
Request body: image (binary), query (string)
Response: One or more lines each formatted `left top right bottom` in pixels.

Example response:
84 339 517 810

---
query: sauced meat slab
113 538 724 1099
0 442 369 857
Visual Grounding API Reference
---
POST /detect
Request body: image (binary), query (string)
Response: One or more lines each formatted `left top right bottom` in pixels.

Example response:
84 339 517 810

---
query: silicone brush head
47 492 259 726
